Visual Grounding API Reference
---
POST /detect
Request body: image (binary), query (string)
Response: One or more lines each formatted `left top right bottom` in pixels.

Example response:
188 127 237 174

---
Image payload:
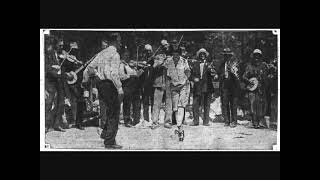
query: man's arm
110 53 123 94
184 58 191 78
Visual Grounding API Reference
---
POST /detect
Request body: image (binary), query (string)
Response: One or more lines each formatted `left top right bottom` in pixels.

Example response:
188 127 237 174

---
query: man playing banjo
242 49 268 129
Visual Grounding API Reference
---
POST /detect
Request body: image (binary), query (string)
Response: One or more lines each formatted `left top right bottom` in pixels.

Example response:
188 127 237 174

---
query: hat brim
196 51 209 57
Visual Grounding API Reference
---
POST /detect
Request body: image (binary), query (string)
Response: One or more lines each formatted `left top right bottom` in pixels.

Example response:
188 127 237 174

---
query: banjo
67 53 99 85
247 77 259 91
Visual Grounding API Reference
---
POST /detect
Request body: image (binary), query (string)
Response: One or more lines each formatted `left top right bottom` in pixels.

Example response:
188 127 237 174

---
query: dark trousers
45 79 65 129
141 86 154 122
64 82 84 126
123 89 141 124
96 80 120 145
193 92 212 125
221 88 238 124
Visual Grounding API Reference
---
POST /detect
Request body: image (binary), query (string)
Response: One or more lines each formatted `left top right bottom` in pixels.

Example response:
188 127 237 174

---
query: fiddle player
219 48 241 128
190 48 218 126
82 35 124 149
45 37 74 133
134 44 154 127
242 49 268 129
151 42 171 129
119 49 144 127
61 40 85 130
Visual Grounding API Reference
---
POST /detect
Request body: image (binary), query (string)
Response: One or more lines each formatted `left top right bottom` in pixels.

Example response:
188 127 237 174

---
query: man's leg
222 89 230 126
122 93 132 127
97 80 121 147
142 87 150 122
132 90 141 125
99 100 107 128
230 94 238 128
192 94 200 125
203 92 212 125
45 83 56 132
152 88 164 124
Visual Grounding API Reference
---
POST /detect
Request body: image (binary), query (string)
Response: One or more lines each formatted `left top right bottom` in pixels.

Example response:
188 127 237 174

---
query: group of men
44 34 278 149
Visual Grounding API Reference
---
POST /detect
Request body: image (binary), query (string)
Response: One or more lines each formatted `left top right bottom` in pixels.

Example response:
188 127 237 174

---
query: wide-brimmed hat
196 48 209 57
253 49 262 55
145 44 152 51
161 39 169 46
221 48 234 55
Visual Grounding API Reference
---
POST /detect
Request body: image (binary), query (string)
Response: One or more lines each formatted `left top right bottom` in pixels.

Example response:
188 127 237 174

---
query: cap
253 49 262 55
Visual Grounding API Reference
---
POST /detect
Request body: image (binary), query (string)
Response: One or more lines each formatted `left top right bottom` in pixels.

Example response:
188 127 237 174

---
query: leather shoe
203 123 210 126
189 122 199 126
53 127 66 132
230 122 237 128
151 123 160 130
75 125 85 130
124 123 133 128
105 144 123 149
224 123 230 127
164 123 172 129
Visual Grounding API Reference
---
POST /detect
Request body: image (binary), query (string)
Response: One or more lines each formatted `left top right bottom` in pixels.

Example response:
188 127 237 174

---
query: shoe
203 122 211 126
105 144 123 149
133 120 144 128
189 122 199 126
124 123 133 128
224 123 230 127
53 127 66 132
230 122 237 128
151 122 160 130
75 124 85 130
100 130 107 139
164 123 172 129
61 123 71 129
144 120 152 127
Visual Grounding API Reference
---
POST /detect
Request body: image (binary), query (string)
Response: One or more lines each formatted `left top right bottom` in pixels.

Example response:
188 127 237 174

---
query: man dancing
82 35 124 149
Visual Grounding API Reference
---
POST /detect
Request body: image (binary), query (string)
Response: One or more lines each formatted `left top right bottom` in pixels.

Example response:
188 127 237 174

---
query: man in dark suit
61 40 85 130
219 48 241 128
45 37 74 133
190 48 218 126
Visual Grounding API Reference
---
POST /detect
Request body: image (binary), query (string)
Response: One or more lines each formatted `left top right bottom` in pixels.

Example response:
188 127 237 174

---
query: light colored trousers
152 80 173 124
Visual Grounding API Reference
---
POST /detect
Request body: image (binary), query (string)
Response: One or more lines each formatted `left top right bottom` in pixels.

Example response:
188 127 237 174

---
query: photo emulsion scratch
40 29 279 151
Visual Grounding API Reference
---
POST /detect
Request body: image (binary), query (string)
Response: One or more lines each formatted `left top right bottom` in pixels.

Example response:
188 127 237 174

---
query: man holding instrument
61 40 85 130
190 48 218 126
120 49 144 127
219 48 241 128
242 49 268 129
45 37 73 133
82 35 124 149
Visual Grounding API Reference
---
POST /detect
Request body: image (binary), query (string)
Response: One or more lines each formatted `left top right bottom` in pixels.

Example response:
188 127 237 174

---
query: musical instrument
247 77 259 91
67 53 98 85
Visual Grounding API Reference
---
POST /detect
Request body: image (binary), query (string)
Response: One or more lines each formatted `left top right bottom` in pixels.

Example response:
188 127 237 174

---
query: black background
40 0 280 179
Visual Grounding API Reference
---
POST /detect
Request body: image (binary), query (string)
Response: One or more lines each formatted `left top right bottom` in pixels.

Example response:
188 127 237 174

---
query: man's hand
136 69 144 77
51 65 61 69
87 67 97 77
118 88 124 102
194 78 199 82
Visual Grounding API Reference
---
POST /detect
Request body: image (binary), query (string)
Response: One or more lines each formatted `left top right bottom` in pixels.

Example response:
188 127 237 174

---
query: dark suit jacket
45 50 62 83
191 60 214 95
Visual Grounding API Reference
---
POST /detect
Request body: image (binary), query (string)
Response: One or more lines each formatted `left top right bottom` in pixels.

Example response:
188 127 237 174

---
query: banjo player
242 49 268 129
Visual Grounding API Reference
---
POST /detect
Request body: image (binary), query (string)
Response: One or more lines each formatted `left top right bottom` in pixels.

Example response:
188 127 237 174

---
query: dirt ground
45 103 278 150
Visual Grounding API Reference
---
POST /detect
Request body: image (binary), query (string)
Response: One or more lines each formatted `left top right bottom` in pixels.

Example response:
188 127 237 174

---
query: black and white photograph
40 29 279 151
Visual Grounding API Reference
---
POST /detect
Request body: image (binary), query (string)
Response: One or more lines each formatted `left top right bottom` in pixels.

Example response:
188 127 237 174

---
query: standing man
219 48 241 128
45 37 74 132
82 36 124 149
61 40 85 130
120 49 144 127
158 47 191 141
242 49 268 129
151 45 171 129
136 44 155 127
190 48 218 126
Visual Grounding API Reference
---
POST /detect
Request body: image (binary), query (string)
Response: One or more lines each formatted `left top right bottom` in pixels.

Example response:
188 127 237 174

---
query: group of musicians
44 34 278 149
